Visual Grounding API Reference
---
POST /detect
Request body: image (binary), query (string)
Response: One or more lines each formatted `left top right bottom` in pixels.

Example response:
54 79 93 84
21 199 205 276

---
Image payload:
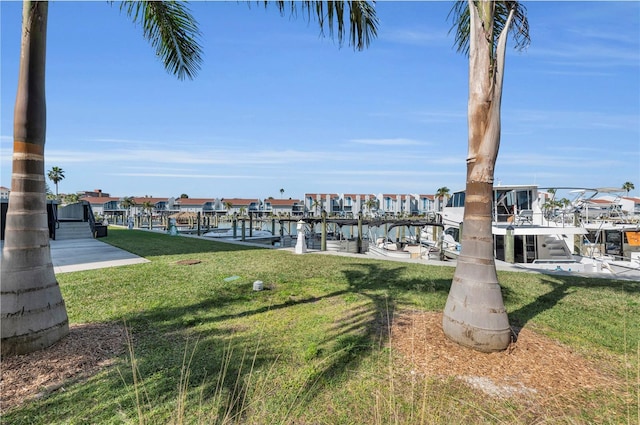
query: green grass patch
4 228 638 424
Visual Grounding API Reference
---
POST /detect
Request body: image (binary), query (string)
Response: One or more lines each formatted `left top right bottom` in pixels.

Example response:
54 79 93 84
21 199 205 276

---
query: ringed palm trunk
442 0 514 352
1 1 69 356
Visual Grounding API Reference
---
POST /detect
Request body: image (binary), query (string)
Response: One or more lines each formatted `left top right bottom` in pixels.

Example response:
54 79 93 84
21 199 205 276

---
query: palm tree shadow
113 259 453 419
503 273 640 340
292 262 451 409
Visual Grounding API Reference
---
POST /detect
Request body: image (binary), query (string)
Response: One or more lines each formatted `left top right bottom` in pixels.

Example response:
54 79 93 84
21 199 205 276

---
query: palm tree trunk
1 1 69 356
442 0 514 352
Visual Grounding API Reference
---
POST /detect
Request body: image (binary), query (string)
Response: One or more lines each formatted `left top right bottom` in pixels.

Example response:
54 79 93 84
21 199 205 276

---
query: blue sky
1 1 638 200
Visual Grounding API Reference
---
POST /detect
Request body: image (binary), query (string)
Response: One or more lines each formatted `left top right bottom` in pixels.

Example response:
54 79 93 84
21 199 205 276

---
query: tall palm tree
2 1 377 356
1 1 201 356
622 181 635 196
442 0 530 352
280 188 285 199
47 166 65 200
435 186 450 211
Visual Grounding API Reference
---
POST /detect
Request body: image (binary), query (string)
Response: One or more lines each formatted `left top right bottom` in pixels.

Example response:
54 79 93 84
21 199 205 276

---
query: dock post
233 214 237 239
241 219 246 241
197 212 201 236
505 225 515 264
357 212 363 253
321 210 327 251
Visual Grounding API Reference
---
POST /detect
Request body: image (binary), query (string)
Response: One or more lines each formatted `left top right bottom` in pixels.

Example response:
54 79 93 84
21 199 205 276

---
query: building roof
131 197 170 205
80 196 121 205
305 193 339 198
343 193 375 198
175 198 217 206
264 198 303 206
220 198 259 206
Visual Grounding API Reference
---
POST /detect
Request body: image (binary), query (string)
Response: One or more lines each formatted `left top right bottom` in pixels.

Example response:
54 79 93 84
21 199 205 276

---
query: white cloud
382 29 447 46
111 172 260 179
348 138 426 146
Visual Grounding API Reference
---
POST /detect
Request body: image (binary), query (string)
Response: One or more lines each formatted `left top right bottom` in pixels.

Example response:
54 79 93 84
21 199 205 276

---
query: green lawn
4 228 639 424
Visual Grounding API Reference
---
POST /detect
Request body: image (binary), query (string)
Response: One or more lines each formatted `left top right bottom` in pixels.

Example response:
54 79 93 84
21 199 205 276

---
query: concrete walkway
49 239 150 273
1 239 149 274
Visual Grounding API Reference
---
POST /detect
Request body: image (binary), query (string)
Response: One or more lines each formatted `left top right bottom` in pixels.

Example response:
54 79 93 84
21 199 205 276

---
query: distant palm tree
142 200 154 215
180 193 189 199
223 201 233 215
120 196 136 219
280 188 285 199
435 186 450 211
364 198 378 216
312 199 324 216
622 182 635 196
47 166 65 200
141 200 154 229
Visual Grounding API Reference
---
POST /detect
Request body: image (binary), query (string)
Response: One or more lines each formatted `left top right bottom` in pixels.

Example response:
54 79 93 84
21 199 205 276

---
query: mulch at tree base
389 310 623 404
1 323 126 413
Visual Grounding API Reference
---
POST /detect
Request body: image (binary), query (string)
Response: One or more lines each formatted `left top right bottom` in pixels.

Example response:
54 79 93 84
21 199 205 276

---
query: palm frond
268 1 378 51
449 0 530 57
120 1 203 81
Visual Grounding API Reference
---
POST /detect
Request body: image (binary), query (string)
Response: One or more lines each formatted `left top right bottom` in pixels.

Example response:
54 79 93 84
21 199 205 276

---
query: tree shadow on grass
107 260 453 422
500 271 640 340
284 262 453 414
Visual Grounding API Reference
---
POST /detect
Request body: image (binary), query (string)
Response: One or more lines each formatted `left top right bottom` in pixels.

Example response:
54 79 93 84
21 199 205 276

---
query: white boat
419 227 461 260
426 184 640 279
573 188 640 277
326 238 368 254
367 221 440 260
367 237 435 260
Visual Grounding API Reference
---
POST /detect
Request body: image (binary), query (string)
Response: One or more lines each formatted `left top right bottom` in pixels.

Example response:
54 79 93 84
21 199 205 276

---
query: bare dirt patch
1 322 126 413
390 311 622 403
176 259 202 265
